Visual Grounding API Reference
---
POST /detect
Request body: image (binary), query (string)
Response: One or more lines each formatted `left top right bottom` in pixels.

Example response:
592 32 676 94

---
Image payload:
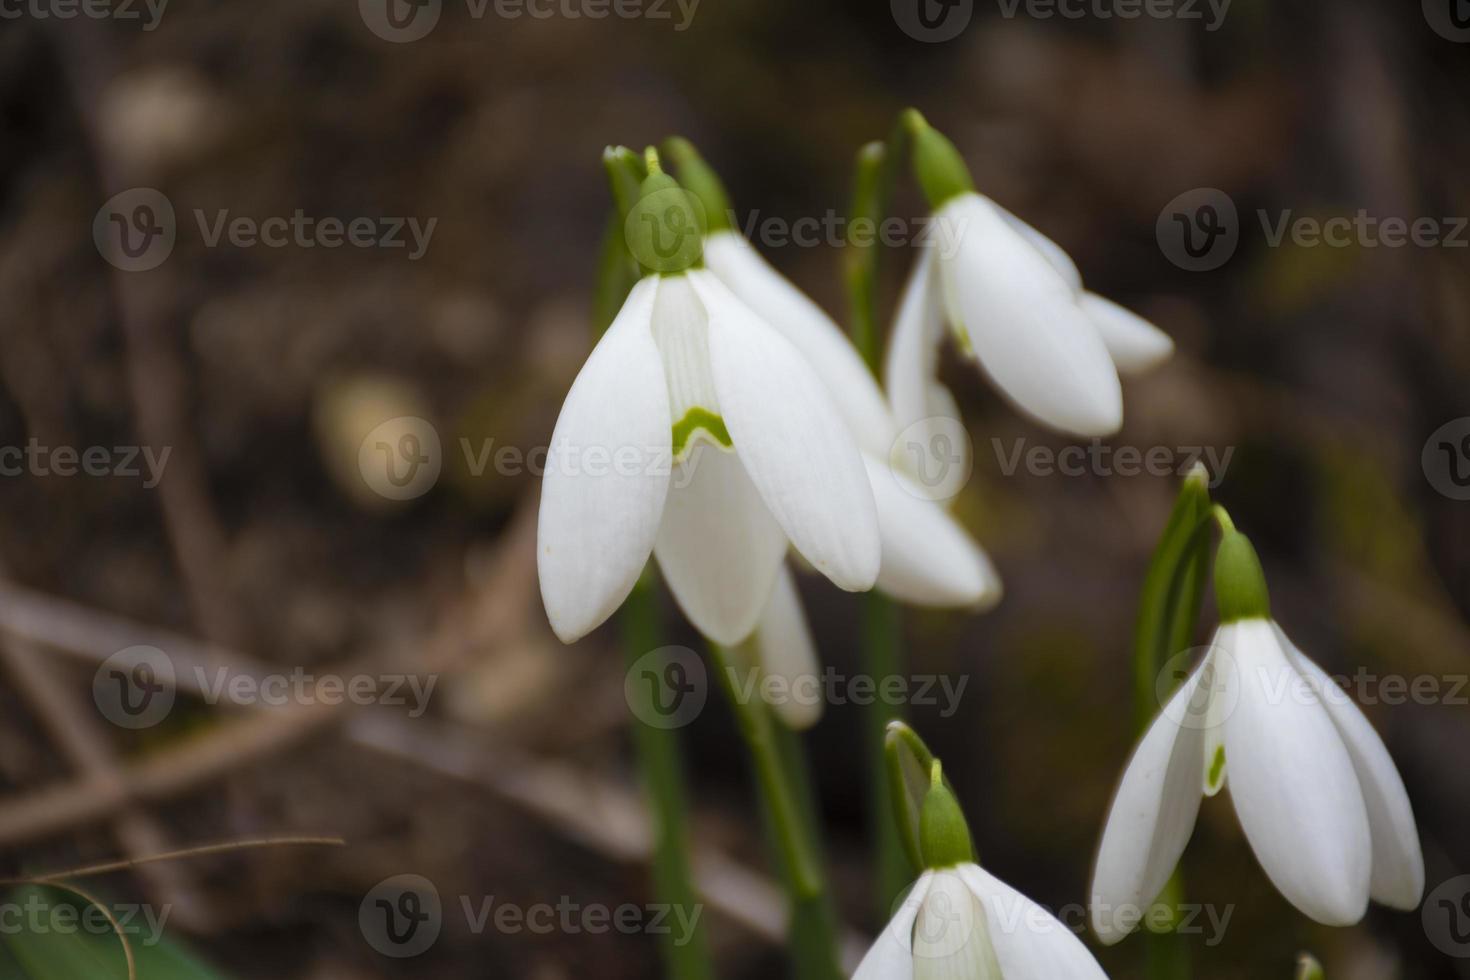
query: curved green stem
710 642 842 979
622 580 714 980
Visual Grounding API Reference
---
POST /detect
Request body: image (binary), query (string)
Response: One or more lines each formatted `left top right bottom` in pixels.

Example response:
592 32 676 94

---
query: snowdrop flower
1090 517 1423 943
886 111 1174 439
666 137 1001 610
537 165 881 645
855 760 1108 979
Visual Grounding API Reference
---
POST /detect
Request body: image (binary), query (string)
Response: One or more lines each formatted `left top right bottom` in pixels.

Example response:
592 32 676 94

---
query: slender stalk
622 579 715 980
710 642 842 979
844 124 916 918
1133 470 1211 980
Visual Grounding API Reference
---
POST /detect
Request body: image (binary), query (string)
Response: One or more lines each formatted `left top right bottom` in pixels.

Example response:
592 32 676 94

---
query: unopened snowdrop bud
1296 953 1325 980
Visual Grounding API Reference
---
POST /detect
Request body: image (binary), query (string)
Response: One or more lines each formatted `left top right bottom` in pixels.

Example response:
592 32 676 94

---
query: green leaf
1132 467 1212 732
0 884 230 980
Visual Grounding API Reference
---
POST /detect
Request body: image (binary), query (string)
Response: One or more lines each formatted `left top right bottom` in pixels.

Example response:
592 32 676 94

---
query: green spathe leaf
661 137 733 234
902 109 975 211
1132 465 1212 732
883 721 935 873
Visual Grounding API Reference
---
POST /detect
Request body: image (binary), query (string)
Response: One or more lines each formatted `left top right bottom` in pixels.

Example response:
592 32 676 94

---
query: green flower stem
844 119 916 918
710 642 842 979
772 723 845 980
621 579 715 980
1132 468 1211 980
861 595 910 912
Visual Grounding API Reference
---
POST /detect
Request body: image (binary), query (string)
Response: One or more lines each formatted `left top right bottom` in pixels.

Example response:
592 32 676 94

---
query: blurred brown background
0 0 1468 976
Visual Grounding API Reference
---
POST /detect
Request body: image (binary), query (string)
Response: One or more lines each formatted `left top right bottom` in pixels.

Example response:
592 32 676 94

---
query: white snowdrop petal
1090 657 1211 944
852 872 934 980
865 455 1001 609
991 201 1083 291
653 446 786 646
754 565 824 730
1277 625 1424 909
1080 293 1174 376
883 251 950 442
1222 619 1372 926
959 865 1108 979
690 270 881 592
913 869 1003 980
704 231 899 459
937 194 1123 437
537 277 671 643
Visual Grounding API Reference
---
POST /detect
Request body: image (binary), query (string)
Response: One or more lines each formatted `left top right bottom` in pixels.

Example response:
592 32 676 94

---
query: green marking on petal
1207 745 1226 790
671 407 732 459
950 320 974 357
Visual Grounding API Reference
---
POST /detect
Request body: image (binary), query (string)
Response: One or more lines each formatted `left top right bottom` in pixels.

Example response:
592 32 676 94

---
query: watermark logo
1423 417 1470 501
1157 188 1238 272
890 415 973 502
359 416 443 501
94 190 437 271
1424 0 1470 42
94 188 176 272
361 875 443 957
1424 875 1470 957
93 645 176 729
625 185 706 274
625 646 708 729
359 0 442 41
891 0 973 42
1155 646 1240 731
1160 188 1470 271
992 0 1230 30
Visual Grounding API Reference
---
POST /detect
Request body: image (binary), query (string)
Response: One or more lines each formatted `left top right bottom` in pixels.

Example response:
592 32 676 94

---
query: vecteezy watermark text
1158 187 1470 271
0 441 170 487
92 646 438 729
992 438 1233 484
0 0 166 30
0 894 172 947
359 0 699 43
358 875 703 958
994 0 1230 31
94 188 437 272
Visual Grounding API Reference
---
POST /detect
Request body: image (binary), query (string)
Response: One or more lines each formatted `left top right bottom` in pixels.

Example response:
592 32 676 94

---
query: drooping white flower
855 865 1108 980
537 269 881 645
886 113 1173 439
857 757 1108 980
703 228 1001 611
1089 530 1423 942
